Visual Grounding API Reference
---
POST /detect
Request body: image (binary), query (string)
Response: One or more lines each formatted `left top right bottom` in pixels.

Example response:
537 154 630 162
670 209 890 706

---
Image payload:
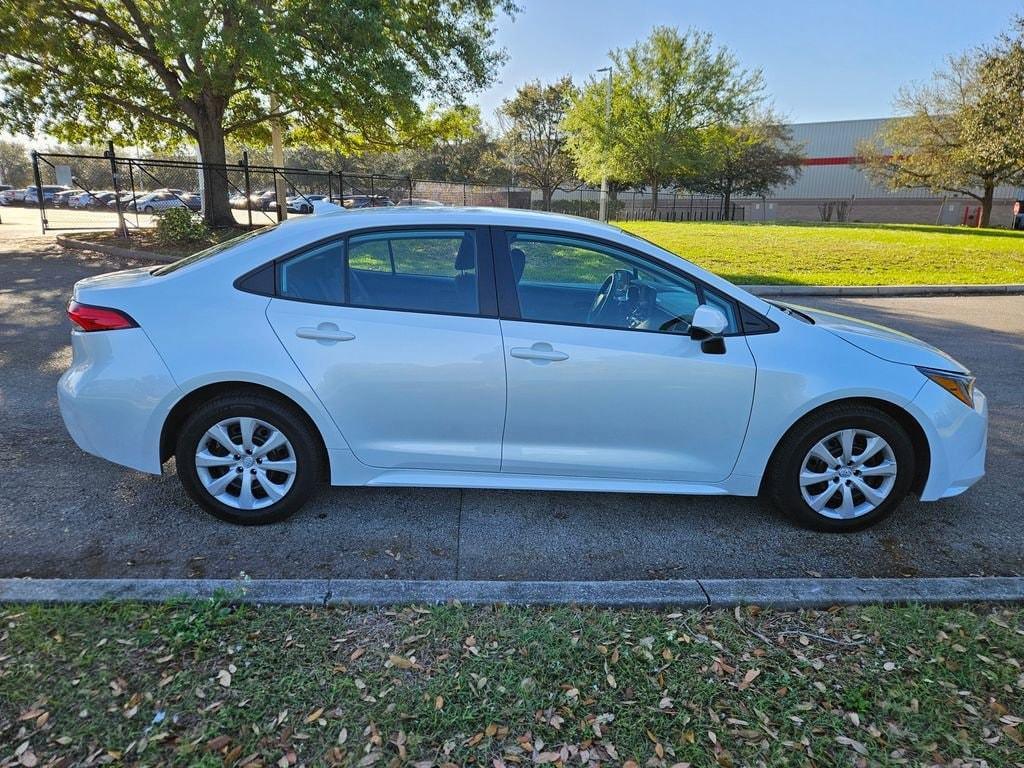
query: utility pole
597 66 612 223
270 94 288 221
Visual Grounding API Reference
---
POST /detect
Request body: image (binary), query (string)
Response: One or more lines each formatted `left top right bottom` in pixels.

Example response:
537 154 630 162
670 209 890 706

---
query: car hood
778 302 969 373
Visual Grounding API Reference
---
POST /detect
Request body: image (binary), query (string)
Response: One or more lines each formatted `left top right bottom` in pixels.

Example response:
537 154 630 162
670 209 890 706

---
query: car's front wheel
175 393 321 524
766 404 915 532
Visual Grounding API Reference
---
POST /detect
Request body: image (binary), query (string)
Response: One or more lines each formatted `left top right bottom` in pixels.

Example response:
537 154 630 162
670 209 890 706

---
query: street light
597 66 612 222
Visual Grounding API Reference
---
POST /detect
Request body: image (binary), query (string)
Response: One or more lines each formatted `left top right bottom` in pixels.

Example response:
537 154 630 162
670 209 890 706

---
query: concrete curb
56 234 179 263
55 236 1023 297
2 577 1021 609
741 283 1024 298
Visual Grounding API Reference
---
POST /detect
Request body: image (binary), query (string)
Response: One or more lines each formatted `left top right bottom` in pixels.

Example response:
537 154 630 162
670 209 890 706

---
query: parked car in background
341 194 395 209
285 194 326 214
0 188 28 205
129 191 193 214
107 192 139 210
24 185 71 205
396 197 445 207
69 190 115 209
51 189 84 208
229 192 251 210
57 208 987 531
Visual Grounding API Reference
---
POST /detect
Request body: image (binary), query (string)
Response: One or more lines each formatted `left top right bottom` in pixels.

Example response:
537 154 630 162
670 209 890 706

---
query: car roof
273 205 625 241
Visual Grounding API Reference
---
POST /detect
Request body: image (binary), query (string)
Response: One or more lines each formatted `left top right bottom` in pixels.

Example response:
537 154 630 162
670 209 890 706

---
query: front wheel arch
758 397 930 497
160 382 329 477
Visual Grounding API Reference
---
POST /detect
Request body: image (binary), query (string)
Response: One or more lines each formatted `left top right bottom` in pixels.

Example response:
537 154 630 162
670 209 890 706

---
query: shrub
155 206 210 245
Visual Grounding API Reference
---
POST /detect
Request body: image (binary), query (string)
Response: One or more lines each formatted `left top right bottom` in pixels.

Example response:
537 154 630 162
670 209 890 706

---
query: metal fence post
407 175 413 203
463 182 467 206
30 150 46 233
126 160 139 228
327 170 334 204
105 141 129 239
242 151 252 228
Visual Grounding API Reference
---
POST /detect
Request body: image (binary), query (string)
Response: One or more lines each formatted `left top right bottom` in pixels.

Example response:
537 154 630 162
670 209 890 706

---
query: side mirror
689 304 728 338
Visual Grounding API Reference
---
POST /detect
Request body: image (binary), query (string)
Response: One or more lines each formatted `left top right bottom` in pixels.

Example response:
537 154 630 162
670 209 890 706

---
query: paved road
1 235 1021 581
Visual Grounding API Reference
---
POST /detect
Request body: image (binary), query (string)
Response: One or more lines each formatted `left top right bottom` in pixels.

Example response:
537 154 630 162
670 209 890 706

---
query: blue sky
475 0 1022 124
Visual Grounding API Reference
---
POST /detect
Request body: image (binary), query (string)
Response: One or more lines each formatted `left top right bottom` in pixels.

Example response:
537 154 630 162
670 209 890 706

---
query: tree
497 77 577 210
858 46 1024 227
0 0 514 226
0 139 32 186
564 26 763 211
680 119 803 216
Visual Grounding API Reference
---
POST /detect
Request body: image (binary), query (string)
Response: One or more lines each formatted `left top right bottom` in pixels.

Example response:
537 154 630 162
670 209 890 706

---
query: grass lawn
2 601 1022 767
617 221 1024 286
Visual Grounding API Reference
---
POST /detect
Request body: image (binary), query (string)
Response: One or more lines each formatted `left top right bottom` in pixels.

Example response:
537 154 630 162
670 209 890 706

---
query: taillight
67 301 138 332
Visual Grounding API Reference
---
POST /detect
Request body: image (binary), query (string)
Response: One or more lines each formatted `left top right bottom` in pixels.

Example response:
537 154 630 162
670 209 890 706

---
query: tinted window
506 232 737 334
277 240 344 304
346 229 478 314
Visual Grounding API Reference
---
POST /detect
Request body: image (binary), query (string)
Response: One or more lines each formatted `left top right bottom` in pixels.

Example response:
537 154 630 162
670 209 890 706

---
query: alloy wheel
798 428 897 519
194 417 297 510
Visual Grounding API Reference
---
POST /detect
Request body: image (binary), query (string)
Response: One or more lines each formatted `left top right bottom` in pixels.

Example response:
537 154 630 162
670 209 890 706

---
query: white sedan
58 208 987 530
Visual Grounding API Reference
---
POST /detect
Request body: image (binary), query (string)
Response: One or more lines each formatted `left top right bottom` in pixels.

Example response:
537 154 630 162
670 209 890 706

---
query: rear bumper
58 328 180 474
911 382 988 501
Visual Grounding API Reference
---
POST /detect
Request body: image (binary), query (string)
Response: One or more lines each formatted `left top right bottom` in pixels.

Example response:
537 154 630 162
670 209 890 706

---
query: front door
266 227 506 471
496 230 756 482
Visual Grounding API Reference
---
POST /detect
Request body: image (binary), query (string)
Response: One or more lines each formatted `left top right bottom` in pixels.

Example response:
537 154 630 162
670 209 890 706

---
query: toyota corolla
58 208 987 531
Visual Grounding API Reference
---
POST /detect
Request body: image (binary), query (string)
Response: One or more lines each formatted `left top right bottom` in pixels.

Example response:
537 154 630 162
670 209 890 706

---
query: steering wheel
587 269 634 325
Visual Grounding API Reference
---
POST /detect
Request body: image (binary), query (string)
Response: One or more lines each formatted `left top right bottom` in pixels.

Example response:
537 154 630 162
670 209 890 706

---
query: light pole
597 65 612 222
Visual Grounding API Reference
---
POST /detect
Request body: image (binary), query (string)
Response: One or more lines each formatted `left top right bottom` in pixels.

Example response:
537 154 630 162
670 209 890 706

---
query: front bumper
58 327 180 474
911 380 988 501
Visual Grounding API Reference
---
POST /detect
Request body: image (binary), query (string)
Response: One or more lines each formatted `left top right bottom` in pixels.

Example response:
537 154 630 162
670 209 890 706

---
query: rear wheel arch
759 397 930 497
160 382 329 475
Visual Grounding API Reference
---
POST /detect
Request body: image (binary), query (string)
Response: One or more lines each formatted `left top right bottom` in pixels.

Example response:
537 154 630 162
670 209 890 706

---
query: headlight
917 366 975 408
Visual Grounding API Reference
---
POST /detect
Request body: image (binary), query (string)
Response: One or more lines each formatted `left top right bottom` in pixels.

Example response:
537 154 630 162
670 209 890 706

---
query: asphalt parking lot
1 232 1022 581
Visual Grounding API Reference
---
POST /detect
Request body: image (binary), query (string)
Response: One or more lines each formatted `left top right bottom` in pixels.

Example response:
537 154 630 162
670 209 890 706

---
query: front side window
346 229 478 314
505 231 737 334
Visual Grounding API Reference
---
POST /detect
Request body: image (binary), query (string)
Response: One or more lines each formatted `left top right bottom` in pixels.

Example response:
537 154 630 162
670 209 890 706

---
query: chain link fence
19 147 735 233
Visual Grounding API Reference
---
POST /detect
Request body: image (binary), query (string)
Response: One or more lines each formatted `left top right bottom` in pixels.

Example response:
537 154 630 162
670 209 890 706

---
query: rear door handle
296 323 355 343
510 342 569 362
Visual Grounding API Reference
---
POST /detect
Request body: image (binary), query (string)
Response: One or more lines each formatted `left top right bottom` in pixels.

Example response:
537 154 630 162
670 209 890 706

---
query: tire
766 404 915 532
143 205 153 213
175 393 321 525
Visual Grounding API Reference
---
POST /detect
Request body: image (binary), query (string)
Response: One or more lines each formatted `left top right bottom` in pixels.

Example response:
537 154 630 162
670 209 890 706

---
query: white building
743 118 1024 226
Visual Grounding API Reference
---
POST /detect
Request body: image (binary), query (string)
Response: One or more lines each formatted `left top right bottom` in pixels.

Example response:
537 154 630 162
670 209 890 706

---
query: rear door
266 226 507 471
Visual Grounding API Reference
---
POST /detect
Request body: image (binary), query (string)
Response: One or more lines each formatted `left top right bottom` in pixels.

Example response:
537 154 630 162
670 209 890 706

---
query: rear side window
346 229 478 315
277 240 344 304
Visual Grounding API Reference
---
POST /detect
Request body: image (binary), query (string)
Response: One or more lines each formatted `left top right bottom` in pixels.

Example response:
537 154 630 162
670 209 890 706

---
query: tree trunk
650 177 659 213
194 108 235 228
542 186 553 211
722 184 732 221
979 181 995 228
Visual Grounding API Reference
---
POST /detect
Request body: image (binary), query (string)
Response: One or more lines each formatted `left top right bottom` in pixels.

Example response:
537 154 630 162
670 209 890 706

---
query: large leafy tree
858 44 1024 228
496 76 577 210
680 118 803 215
0 139 33 186
564 27 763 211
0 0 514 225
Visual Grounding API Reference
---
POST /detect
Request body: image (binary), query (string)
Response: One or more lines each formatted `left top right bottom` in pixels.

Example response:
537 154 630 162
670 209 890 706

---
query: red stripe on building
800 155 891 166
801 156 859 166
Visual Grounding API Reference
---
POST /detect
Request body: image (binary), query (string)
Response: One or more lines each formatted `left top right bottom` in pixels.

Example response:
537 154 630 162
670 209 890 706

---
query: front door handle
510 342 569 362
296 323 355 343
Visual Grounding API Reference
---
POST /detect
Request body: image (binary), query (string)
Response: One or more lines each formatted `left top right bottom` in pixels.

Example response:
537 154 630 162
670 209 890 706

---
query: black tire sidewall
175 395 320 525
771 407 915 532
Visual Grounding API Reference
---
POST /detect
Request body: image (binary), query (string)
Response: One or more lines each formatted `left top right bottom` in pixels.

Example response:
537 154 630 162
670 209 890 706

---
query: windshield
151 225 278 276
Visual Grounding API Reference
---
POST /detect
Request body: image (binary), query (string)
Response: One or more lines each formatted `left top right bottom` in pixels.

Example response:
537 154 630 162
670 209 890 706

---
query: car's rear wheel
175 394 320 524
766 404 915 532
